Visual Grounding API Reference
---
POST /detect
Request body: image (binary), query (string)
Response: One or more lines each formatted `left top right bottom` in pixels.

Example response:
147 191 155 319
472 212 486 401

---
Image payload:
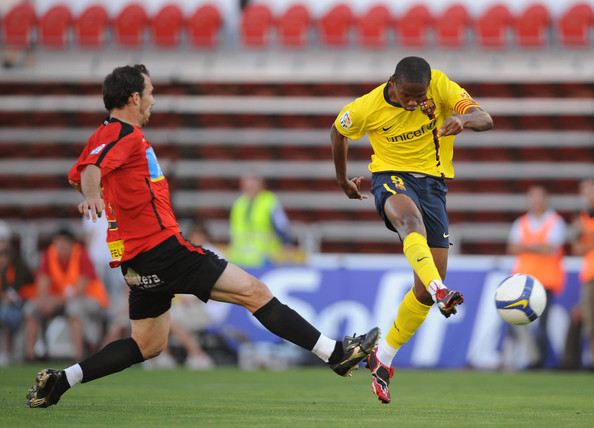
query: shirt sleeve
548 215 567 248
334 100 367 141
271 204 292 244
69 123 136 183
507 218 522 245
434 70 482 115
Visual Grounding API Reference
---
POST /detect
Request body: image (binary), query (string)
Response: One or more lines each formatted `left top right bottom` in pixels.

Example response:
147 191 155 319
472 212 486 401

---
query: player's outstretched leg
367 348 395 404
26 368 70 408
329 327 380 377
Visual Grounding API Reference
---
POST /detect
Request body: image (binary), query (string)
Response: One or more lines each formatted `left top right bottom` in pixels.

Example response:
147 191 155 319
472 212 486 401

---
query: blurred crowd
0 173 301 368
1 177 593 370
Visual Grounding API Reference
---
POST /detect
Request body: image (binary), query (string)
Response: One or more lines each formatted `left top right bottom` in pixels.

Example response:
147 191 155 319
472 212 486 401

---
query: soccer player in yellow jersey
331 56 493 404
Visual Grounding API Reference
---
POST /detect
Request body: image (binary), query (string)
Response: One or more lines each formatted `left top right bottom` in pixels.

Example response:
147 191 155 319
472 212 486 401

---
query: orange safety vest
579 211 594 283
45 243 109 309
512 212 566 294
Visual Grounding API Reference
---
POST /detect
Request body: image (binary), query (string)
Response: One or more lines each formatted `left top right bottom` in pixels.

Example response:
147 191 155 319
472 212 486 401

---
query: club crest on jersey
420 99 435 116
391 176 406 191
339 110 352 129
89 144 106 155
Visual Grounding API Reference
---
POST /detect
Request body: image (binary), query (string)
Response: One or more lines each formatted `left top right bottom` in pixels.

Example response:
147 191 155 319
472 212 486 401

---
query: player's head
526 185 548 215
393 56 431 86
103 64 154 127
390 57 431 111
579 178 594 206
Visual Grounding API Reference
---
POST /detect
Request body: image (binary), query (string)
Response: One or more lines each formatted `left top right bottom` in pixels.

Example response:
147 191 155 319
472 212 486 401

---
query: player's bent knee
132 333 168 360
239 279 274 313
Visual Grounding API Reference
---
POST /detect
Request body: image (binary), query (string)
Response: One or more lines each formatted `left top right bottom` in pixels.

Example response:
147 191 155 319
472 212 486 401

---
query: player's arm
438 106 493 137
77 164 105 222
330 124 367 200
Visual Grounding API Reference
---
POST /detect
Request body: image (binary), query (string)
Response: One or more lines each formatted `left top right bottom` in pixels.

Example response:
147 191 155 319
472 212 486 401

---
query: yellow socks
385 288 432 349
402 232 441 287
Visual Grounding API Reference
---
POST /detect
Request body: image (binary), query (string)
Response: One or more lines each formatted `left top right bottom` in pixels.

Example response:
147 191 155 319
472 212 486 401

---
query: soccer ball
494 274 547 325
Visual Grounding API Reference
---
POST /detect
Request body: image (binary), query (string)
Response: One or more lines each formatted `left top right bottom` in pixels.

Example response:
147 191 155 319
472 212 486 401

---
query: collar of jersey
383 82 403 109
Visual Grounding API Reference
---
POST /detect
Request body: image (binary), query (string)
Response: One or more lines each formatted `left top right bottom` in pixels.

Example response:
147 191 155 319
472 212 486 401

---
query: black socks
253 297 321 351
80 338 145 383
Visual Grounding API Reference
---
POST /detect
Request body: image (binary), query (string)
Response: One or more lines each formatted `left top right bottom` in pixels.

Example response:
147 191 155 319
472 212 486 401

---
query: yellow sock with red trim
385 288 432 349
402 232 442 288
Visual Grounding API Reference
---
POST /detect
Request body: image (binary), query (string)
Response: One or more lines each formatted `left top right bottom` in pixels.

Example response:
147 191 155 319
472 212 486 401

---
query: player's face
394 81 429 111
139 74 155 127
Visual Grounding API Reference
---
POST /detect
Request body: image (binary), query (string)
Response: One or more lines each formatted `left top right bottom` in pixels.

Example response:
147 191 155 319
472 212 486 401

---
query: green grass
1 365 593 427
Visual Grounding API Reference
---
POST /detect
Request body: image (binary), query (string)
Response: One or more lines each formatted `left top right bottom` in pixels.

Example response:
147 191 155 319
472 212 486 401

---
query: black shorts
370 172 450 248
120 234 228 320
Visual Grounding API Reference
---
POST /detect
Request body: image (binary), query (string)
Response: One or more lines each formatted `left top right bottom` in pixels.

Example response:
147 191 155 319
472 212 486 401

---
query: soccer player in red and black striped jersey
26 65 379 408
331 57 493 403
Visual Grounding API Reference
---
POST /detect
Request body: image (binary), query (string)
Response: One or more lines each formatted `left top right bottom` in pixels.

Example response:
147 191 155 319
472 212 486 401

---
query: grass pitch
1 364 592 427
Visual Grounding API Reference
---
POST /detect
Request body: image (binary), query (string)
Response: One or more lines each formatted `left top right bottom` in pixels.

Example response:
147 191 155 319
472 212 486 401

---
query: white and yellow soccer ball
494 274 547 325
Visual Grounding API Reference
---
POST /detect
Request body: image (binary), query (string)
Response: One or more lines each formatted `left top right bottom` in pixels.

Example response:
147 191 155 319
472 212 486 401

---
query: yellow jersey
334 69 481 178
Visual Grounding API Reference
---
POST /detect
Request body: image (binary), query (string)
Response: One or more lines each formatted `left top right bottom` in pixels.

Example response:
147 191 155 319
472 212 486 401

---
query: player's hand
340 176 368 200
78 196 105 222
438 116 464 137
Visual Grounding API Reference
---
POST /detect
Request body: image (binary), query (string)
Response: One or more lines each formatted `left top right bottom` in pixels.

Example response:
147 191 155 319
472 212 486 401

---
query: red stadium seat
187 4 222 47
318 4 354 47
475 4 513 49
277 4 310 48
513 4 550 48
151 4 185 47
240 4 274 47
74 5 109 48
435 4 470 48
39 5 72 49
1 3 36 48
558 3 594 47
113 3 148 48
357 4 391 48
395 5 432 47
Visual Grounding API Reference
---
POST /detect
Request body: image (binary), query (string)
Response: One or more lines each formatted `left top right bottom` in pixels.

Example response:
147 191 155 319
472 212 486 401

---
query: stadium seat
240 4 274 47
113 3 148 48
475 4 513 49
356 4 391 48
39 5 72 49
557 3 594 47
395 5 432 47
513 3 550 48
318 4 354 47
435 4 470 48
1 3 36 48
277 4 310 48
187 4 222 48
74 5 109 48
151 4 185 47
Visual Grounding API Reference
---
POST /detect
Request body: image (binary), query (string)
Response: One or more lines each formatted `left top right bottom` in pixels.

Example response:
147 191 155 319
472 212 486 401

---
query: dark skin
331 75 493 305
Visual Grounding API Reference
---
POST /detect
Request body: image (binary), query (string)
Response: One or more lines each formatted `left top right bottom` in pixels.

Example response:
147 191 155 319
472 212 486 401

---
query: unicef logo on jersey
145 147 164 182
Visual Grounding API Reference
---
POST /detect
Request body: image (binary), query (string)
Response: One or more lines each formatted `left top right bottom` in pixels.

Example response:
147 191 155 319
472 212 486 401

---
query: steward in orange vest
511 212 567 294
507 186 567 295
576 210 594 284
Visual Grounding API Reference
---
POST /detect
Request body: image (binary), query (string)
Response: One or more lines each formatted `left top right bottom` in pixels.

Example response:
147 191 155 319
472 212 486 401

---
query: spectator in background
188 220 225 258
571 178 594 369
0 221 34 365
227 174 293 267
23 229 109 361
506 185 567 369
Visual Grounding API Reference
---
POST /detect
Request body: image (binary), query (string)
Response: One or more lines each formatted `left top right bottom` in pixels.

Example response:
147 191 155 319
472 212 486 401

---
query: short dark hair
103 64 150 112
393 56 431 86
